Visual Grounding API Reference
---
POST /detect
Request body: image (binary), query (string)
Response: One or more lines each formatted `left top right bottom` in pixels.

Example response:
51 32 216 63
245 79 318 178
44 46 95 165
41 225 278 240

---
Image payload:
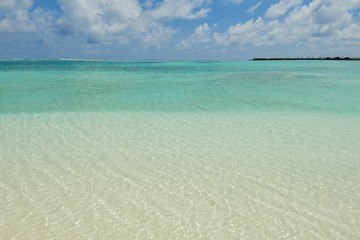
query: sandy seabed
1 111 359 239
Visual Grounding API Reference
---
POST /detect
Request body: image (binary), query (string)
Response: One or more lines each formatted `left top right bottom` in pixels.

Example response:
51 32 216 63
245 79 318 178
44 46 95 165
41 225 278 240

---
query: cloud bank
1 0 360 59
55 0 211 48
184 0 360 51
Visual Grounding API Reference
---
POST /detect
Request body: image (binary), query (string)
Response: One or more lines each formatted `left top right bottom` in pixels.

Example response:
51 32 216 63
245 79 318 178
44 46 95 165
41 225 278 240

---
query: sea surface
0 60 359 239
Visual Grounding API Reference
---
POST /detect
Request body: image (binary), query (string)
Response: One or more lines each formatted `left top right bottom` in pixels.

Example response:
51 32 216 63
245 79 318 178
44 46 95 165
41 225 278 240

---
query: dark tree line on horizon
251 57 360 61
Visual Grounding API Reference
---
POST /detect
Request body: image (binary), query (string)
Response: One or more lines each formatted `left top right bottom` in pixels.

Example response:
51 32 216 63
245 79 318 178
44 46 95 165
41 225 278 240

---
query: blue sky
0 0 359 60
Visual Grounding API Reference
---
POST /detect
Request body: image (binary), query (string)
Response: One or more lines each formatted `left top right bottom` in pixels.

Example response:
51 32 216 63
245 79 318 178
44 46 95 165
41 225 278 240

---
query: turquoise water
1 60 359 113
1 60 360 239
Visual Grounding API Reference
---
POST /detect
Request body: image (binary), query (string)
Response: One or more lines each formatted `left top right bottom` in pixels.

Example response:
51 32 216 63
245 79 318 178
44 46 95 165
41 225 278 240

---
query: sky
0 0 360 60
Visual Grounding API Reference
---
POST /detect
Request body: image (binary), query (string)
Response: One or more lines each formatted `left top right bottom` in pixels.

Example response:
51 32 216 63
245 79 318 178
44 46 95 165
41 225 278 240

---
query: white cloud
247 2 262 14
56 0 211 48
283 0 357 40
182 0 360 53
151 0 211 20
0 0 32 11
222 0 244 5
265 0 302 18
0 0 36 32
0 10 36 32
213 17 274 46
56 0 143 38
178 23 213 49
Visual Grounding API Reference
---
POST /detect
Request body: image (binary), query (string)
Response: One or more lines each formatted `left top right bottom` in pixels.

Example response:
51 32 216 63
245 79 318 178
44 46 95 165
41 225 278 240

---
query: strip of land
251 57 360 61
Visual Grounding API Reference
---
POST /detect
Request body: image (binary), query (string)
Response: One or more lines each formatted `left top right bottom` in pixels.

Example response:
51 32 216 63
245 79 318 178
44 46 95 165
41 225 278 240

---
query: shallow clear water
0 60 359 239
1 60 360 114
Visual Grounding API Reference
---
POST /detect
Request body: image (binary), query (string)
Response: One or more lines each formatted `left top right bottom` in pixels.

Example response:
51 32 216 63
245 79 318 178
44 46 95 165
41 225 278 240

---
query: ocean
1 60 359 239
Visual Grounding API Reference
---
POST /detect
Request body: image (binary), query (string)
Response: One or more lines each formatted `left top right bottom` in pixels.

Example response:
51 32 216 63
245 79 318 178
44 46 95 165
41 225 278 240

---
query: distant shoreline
251 57 360 61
